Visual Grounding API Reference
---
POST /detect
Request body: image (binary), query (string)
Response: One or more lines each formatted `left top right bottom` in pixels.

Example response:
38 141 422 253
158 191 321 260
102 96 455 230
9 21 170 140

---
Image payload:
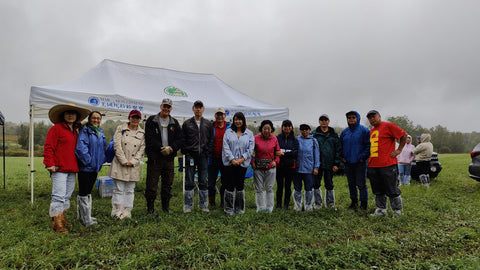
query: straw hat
48 104 91 124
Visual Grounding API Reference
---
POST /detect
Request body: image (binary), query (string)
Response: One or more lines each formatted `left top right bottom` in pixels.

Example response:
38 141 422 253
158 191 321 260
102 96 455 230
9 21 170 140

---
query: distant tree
17 122 52 149
17 124 28 149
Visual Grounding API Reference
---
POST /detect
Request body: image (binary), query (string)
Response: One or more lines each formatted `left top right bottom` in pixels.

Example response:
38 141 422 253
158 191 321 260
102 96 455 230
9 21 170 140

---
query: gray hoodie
412 133 433 162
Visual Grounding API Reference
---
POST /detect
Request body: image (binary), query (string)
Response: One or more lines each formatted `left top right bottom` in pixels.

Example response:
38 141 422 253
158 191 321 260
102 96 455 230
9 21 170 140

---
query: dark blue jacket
276 132 299 169
75 125 107 172
339 111 370 164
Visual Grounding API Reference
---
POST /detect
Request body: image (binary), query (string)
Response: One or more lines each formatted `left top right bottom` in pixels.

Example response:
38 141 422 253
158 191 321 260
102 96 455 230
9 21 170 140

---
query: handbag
255 158 272 170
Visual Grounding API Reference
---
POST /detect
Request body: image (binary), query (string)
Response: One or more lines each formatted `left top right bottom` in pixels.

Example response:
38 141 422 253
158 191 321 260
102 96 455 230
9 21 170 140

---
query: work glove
161 146 173 156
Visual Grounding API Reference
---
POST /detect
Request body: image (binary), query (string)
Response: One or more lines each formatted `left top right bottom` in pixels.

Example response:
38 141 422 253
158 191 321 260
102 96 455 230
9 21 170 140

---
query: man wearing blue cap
366 110 407 217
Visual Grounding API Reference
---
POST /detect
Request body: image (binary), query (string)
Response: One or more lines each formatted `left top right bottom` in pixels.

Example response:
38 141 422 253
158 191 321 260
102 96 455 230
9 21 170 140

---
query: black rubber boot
360 201 368 211
147 199 158 217
348 199 358 210
162 197 171 213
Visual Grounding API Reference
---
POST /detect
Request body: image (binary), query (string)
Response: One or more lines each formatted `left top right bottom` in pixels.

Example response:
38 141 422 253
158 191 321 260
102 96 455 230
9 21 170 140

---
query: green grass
0 154 479 269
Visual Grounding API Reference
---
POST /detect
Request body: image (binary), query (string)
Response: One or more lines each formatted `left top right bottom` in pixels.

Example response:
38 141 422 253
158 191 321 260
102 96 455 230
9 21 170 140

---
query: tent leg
29 105 35 204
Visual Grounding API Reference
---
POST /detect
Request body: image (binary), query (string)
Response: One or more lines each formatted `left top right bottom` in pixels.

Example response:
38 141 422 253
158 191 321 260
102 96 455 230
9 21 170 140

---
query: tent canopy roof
30 59 288 121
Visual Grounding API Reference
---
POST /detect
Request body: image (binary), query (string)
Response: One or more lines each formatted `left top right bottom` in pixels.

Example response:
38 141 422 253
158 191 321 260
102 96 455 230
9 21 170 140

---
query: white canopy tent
28 59 289 203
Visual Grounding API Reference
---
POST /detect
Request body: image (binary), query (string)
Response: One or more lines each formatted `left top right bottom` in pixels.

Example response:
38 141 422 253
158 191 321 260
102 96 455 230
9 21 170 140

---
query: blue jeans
49 172 76 217
293 173 314 192
208 157 225 196
185 155 208 191
398 164 412 185
345 162 368 202
314 168 334 190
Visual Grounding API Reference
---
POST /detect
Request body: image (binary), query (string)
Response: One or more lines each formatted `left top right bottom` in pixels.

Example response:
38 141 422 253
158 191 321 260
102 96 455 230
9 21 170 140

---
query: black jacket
145 114 183 161
276 132 299 169
181 117 214 157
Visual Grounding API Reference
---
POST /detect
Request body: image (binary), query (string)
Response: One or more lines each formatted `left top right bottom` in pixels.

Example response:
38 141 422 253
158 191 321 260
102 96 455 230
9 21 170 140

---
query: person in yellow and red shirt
366 110 407 217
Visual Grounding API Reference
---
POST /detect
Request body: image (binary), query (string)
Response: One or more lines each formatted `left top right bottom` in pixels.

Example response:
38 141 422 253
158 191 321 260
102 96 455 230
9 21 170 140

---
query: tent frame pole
29 105 35 204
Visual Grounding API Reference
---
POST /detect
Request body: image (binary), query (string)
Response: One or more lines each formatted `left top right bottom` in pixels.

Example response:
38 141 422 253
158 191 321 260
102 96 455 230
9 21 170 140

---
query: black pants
367 165 401 197
223 165 247 192
276 167 295 207
78 171 98 196
145 159 175 201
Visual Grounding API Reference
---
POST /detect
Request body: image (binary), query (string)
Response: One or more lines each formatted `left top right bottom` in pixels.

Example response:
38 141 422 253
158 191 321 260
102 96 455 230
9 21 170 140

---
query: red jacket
253 134 280 170
43 123 79 172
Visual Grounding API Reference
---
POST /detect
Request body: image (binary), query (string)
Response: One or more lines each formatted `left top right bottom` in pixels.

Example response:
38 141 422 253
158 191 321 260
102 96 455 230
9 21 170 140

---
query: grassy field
0 154 479 269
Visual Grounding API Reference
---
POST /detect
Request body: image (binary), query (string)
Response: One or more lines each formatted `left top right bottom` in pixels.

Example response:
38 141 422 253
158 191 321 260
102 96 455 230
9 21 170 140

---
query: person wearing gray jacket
412 133 434 187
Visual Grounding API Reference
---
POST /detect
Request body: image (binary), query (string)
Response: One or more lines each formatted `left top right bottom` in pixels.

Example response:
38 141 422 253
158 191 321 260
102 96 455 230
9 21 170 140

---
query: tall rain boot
234 190 245 214
147 198 158 217
420 174 430 188
265 191 274 213
371 195 387 216
255 191 266 212
304 191 313 211
183 189 194 213
161 197 171 213
87 194 97 223
224 190 234 216
293 190 303 211
313 188 323 209
325 189 336 209
78 195 96 226
390 195 403 217
199 189 210 213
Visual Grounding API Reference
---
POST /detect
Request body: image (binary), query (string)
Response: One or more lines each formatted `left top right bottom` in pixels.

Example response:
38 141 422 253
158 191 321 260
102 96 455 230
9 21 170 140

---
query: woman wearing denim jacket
222 112 254 215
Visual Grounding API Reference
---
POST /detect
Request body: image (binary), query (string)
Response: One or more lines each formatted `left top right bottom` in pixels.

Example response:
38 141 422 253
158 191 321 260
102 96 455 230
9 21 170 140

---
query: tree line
1 116 479 156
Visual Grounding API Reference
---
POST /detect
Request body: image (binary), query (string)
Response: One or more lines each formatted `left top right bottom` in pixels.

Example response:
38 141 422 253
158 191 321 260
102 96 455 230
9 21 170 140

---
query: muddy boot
52 215 68 234
61 210 72 227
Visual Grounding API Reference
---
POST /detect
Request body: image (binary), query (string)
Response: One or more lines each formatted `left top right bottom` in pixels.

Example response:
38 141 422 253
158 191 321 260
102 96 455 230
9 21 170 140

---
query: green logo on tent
164 86 187 97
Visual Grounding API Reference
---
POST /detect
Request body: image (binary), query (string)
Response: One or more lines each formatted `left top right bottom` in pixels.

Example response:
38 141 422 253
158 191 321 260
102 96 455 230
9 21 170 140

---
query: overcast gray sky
1 0 479 132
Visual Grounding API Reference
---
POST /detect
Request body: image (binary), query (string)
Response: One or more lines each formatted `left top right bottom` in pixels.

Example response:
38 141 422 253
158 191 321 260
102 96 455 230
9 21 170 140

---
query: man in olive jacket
144 98 183 215
182 100 214 213
312 114 342 209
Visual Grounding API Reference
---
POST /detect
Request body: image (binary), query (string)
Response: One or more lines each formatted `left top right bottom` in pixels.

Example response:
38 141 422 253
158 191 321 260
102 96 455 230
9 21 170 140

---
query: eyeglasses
347 116 356 119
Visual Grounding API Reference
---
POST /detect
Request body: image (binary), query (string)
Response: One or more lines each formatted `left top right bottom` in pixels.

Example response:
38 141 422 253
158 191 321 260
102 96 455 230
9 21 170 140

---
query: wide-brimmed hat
48 104 91 124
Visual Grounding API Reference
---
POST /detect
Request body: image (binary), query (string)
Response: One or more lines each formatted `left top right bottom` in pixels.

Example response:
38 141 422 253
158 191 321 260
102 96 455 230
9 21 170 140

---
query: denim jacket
222 128 255 168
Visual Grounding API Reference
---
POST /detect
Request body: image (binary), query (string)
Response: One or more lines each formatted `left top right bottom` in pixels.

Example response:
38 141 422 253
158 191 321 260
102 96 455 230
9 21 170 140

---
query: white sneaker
393 210 403 217
201 208 210 213
183 208 192 213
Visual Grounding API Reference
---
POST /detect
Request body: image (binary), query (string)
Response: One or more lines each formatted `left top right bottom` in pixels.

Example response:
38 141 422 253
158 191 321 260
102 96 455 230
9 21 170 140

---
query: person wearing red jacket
43 104 90 233
252 120 281 213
